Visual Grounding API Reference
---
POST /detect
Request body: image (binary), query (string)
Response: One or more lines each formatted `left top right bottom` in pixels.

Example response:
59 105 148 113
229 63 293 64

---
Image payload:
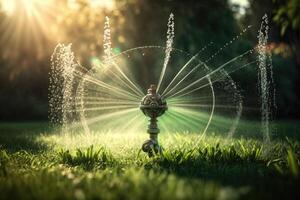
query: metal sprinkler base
142 138 162 157
140 84 167 157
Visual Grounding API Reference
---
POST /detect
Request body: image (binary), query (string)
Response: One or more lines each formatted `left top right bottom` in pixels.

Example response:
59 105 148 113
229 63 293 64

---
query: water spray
140 84 167 156
48 13 267 153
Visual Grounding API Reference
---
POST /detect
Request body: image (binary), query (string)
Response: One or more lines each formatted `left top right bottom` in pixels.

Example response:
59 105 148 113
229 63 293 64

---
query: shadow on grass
143 145 300 200
215 119 300 141
0 122 51 152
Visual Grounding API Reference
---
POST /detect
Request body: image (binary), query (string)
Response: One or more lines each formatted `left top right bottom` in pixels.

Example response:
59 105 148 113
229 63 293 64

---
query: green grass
0 121 300 200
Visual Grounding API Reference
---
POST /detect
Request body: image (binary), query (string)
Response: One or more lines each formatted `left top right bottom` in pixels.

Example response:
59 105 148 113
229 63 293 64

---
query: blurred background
0 0 299 121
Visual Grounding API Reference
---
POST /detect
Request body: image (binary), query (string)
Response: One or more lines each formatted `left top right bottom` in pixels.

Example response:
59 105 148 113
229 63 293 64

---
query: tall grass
0 122 300 200
58 146 116 169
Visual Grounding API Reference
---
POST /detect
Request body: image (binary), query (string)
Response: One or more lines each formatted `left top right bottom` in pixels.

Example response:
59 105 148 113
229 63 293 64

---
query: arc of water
74 60 142 99
92 61 144 97
188 58 258 147
170 103 241 109
161 42 214 97
222 69 243 139
166 63 201 95
167 95 228 103
77 96 139 103
157 13 174 92
76 76 91 134
118 114 140 133
79 45 215 137
162 26 252 97
167 49 253 99
84 108 138 126
103 16 144 97
168 111 204 129
74 58 141 101
73 104 137 112
161 52 202 97
111 62 144 96
74 59 142 134
74 71 140 135
69 107 138 130
73 72 141 101
75 100 139 106
204 25 252 63
156 43 215 138
172 60 257 99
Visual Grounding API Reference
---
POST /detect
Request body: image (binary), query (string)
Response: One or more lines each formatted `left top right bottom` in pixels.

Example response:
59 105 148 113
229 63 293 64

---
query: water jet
48 14 275 156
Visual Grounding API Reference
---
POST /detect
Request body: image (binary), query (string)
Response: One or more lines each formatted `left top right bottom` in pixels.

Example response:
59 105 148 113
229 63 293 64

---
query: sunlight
23 0 34 17
0 0 116 61
90 0 114 9
67 0 115 10
0 0 56 61
1 0 51 17
1 0 15 15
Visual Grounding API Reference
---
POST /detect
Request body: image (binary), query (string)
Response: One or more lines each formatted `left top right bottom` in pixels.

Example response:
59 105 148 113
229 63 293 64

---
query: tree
273 0 300 66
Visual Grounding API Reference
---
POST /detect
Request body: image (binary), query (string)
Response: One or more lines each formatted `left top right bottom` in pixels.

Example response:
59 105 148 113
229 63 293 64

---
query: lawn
0 121 299 200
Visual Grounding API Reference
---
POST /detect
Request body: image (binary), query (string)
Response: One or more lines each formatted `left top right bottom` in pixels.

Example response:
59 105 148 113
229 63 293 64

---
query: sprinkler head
140 84 167 156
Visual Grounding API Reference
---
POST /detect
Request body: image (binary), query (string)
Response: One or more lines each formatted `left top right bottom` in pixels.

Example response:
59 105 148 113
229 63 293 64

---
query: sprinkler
140 84 168 156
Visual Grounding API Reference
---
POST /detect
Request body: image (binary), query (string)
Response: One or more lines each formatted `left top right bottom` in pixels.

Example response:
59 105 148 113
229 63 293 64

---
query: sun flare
1 0 51 16
0 0 115 62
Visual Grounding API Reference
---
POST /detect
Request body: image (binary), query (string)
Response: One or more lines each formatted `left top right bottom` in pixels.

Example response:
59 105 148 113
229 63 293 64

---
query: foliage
272 0 300 35
0 149 9 176
268 138 300 177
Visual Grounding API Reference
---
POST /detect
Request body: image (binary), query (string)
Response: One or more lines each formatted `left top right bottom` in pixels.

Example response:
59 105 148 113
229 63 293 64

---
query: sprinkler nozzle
140 84 167 156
